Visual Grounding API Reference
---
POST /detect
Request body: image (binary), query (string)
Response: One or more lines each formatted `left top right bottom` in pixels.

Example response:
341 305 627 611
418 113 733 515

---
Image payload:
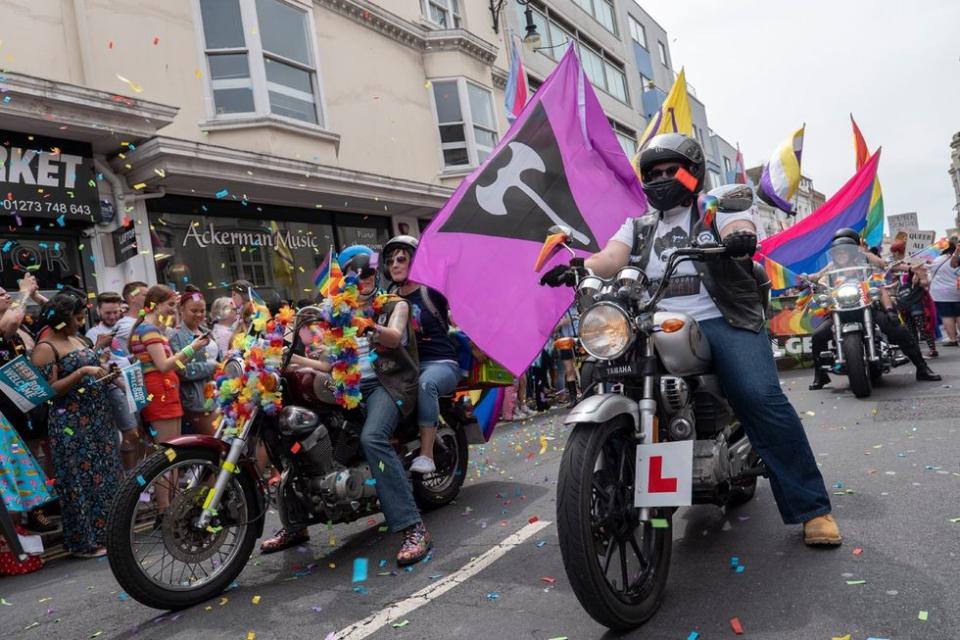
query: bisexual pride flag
411 46 647 375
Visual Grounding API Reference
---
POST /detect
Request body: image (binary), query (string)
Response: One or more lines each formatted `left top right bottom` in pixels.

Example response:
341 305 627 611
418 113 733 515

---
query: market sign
0 129 102 221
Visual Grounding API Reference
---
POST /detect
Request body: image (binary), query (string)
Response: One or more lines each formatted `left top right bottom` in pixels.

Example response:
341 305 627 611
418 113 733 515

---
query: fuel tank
651 312 712 376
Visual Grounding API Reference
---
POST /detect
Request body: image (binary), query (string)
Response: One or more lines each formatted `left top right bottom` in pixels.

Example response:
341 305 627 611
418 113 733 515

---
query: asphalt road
4 349 960 640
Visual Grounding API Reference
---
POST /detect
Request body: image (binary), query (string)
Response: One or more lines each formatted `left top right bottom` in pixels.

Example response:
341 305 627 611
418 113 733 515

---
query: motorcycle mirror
534 229 574 273
707 183 754 213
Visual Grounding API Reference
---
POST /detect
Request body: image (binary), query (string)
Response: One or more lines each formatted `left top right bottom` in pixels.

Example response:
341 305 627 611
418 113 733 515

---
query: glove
539 258 585 288
722 230 758 258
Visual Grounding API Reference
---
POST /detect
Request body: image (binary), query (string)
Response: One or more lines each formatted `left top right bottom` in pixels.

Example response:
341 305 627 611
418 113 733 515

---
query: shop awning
0 71 179 152
114 136 455 219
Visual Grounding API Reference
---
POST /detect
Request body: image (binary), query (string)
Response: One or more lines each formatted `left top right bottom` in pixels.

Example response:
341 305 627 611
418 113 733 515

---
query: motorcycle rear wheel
106 447 261 610
557 418 672 630
413 422 469 511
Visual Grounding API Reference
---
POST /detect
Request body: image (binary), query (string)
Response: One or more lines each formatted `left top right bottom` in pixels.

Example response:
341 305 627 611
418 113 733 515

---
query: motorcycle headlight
279 406 318 434
223 358 244 379
835 284 862 308
579 302 633 360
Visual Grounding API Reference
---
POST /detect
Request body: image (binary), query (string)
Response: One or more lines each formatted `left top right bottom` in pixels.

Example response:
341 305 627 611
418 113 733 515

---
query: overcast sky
639 0 960 235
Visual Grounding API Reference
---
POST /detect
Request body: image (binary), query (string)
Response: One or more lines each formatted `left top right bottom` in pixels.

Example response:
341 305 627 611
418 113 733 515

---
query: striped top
129 323 171 375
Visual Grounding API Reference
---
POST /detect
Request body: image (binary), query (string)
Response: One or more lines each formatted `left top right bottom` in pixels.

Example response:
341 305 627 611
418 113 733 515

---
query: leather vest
629 204 769 332
370 296 420 417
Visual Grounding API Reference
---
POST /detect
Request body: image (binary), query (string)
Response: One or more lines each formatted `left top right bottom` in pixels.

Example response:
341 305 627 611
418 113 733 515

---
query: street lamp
489 0 542 49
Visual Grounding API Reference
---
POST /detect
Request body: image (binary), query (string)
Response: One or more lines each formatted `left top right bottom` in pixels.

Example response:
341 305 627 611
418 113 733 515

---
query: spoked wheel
557 418 672 630
106 447 261 610
413 422 469 510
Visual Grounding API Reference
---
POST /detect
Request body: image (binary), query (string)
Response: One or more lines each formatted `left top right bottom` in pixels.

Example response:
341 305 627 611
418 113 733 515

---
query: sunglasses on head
645 165 683 180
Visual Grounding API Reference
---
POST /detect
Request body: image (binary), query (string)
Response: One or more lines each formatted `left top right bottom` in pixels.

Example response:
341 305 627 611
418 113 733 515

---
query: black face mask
642 176 697 212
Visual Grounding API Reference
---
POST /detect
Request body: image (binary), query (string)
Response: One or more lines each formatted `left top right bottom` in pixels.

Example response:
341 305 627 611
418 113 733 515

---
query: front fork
636 339 658 522
833 312 844 365
196 409 257 529
863 306 878 361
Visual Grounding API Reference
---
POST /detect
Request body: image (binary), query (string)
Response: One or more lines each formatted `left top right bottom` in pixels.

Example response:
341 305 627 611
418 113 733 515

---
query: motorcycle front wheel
557 418 672 630
106 447 261 610
842 333 872 398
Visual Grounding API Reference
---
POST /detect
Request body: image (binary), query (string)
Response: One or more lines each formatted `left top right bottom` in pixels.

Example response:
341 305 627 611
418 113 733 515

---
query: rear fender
564 393 639 430
165 435 267 538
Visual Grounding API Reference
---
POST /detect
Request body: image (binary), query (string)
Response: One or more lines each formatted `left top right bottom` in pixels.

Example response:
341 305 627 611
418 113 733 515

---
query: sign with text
120 362 148 413
887 212 919 235
907 230 936 255
0 355 55 412
0 129 102 221
110 221 138 265
634 440 693 507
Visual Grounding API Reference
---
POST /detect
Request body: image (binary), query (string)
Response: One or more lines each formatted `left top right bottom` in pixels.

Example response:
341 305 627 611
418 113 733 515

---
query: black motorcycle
106 306 472 610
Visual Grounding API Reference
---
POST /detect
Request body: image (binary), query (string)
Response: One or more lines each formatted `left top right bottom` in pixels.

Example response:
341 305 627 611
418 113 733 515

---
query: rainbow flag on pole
758 125 804 214
313 247 340 297
762 255 802 291
851 115 884 248
758 150 882 276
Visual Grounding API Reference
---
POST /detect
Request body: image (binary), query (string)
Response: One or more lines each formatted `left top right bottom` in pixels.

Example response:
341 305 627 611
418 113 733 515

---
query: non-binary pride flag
851 114 884 249
636 68 693 150
410 45 647 375
758 125 805 214
503 33 529 122
758 150 882 276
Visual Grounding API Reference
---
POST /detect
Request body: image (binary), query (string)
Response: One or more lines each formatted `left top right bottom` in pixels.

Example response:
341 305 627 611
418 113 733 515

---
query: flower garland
316 271 387 409
208 305 295 437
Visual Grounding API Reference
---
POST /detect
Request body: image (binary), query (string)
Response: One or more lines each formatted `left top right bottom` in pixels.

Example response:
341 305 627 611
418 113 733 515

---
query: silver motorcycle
539 184 765 630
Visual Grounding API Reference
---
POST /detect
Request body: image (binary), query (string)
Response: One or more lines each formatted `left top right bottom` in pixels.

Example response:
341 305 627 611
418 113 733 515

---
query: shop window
0 236 84 298
431 79 498 169
421 0 462 29
196 0 323 125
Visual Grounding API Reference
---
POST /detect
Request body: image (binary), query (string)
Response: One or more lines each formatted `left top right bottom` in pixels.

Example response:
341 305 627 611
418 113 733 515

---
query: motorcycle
106 305 473 610
538 184 766 630
803 245 907 398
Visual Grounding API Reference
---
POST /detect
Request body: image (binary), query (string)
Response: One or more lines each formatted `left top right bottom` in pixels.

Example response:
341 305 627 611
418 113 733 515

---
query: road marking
333 519 552 640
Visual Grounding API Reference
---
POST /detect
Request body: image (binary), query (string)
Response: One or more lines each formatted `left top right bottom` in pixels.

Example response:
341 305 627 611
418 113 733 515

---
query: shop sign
0 130 102 221
182 222 321 251
111 221 139 265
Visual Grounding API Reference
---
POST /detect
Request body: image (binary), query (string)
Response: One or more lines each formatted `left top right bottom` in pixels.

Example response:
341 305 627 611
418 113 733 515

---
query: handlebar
641 245 727 312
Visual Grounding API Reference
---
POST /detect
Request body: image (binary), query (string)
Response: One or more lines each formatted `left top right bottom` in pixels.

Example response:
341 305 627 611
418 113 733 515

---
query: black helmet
832 227 861 245
381 235 419 285
831 236 859 248
636 133 706 211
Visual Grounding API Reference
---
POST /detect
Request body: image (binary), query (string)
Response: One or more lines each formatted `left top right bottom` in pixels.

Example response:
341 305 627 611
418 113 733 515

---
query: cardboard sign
120 362 148 413
634 440 693 507
887 211 919 234
0 355 55 412
906 230 936 255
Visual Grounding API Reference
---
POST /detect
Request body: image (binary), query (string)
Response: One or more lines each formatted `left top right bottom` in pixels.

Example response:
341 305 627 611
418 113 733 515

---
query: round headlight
579 303 633 360
835 284 861 307
223 358 244 379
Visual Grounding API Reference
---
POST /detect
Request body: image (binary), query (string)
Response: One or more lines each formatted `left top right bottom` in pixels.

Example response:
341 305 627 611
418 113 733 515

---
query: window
610 121 637 158
571 0 617 34
628 16 647 48
657 40 669 67
639 74 652 92
422 0 462 29
709 169 723 190
197 0 322 125
431 79 498 169
723 157 733 176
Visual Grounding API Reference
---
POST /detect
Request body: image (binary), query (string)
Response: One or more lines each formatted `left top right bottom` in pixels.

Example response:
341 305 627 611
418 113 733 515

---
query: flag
851 115 884 248
636 68 693 150
758 125 805 213
465 387 507 441
409 45 647 376
504 33 529 123
762 255 802 291
907 238 950 264
269 221 295 287
734 143 748 185
313 247 338 296
758 150 882 276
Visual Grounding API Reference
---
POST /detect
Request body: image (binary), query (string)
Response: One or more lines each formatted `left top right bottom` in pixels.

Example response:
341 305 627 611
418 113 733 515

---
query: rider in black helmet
808 229 940 390
545 132 842 546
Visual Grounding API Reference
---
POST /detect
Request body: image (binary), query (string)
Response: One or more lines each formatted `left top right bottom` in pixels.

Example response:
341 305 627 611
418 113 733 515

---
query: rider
807 228 940 390
382 235 463 475
541 132 841 546
261 246 432 565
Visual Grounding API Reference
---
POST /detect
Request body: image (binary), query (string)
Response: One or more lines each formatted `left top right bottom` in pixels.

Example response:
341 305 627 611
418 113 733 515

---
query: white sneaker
410 456 436 474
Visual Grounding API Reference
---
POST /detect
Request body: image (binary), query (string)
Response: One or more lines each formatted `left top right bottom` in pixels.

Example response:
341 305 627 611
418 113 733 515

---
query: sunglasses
645 165 682 180
386 254 409 266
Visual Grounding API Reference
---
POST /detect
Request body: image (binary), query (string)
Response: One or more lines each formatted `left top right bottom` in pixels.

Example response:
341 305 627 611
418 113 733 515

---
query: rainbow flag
313 247 339 297
758 125 804 214
852 115 884 248
758 150 882 276
908 238 950 264
467 387 506 442
762 255 802 291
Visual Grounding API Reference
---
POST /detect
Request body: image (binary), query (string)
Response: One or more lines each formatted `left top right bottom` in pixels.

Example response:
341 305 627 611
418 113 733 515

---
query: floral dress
39 347 123 553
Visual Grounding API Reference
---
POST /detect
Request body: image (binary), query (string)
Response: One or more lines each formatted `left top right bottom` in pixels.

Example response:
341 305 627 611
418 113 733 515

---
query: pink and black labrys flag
411 46 647 376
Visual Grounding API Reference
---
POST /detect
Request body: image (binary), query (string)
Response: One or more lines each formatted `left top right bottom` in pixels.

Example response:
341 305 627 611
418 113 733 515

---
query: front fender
164 435 267 538
563 393 639 430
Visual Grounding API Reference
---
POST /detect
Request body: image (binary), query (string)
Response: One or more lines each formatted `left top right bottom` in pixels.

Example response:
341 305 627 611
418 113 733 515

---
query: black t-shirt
402 288 457 363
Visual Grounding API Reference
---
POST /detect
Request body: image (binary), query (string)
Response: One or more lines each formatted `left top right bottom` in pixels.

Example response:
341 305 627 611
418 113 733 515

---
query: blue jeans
700 318 832 524
360 379 421 532
417 360 462 429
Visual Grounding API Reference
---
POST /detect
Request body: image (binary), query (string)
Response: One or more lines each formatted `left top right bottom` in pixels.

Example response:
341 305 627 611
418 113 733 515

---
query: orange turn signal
660 319 685 333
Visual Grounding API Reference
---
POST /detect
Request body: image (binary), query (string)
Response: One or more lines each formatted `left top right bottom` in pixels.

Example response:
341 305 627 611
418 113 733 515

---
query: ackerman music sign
0 130 102 221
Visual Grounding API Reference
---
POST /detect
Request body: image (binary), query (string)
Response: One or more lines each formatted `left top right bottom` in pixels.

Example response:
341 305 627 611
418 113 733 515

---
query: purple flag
410 46 647 376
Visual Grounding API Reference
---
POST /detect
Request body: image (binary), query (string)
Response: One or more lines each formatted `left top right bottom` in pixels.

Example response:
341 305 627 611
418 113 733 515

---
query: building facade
0 0 743 303
745 167 826 238
950 131 960 229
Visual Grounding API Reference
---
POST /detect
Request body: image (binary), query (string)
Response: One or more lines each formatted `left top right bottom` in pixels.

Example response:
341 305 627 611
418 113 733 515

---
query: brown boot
803 514 842 546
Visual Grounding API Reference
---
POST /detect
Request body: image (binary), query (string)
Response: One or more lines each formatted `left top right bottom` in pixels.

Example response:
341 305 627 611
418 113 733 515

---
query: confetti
136 474 145 486
251 595 261 604
247 633 255 640
352 558 368 583
729 617 744 634
846 579 866 585
687 634 699 640
485 592 500 601
650 518 669 528
918 610 928 621
164 449 176 462
115 73 143 93
391 620 409 628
